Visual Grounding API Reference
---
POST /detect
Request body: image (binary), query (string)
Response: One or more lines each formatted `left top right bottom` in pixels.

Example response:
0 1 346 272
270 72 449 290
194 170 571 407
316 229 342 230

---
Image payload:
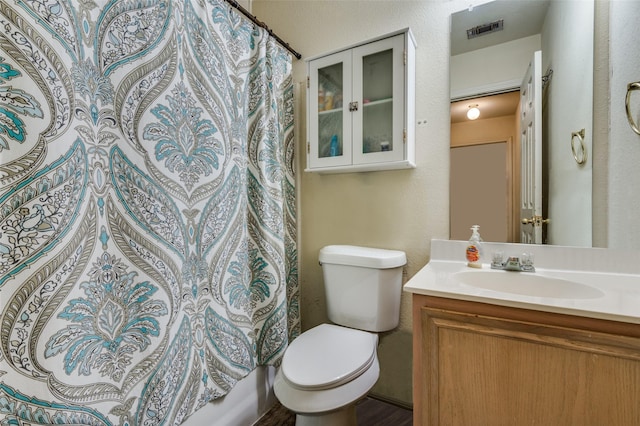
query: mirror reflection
450 0 594 247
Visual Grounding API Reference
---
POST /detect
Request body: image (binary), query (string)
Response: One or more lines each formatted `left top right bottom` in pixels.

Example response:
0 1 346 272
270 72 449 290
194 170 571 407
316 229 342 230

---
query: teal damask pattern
145 81 224 190
45 252 169 380
0 1 298 424
0 58 43 151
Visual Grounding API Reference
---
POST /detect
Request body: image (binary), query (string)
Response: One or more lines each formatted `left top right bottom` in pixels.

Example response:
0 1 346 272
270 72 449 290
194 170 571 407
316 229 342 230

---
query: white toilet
274 245 407 426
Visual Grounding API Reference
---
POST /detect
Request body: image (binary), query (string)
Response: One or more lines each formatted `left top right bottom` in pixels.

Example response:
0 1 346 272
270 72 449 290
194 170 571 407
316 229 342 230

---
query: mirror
449 0 594 247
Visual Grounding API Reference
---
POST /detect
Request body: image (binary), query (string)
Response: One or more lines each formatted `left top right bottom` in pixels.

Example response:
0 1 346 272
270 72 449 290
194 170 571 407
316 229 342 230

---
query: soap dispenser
466 225 483 268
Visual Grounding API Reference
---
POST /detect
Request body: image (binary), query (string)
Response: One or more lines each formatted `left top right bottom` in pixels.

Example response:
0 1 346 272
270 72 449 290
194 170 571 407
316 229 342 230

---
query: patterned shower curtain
0 0 298 424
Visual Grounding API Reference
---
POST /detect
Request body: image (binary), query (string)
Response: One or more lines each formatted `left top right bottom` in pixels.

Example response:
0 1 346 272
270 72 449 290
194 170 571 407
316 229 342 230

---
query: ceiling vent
467 19 504 39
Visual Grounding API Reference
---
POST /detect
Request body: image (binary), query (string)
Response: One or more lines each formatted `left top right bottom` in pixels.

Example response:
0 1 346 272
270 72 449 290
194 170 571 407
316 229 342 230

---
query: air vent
467 19 504 39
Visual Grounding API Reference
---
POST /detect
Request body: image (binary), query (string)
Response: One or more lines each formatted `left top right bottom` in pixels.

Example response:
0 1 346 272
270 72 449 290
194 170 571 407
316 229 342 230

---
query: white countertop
404 240 640 325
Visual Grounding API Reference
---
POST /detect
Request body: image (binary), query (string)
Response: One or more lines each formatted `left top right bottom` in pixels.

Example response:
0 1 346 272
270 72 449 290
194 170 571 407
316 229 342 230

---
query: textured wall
607 0 640 250
252 0 640 408
542 0 594 247
253 0 468 406
248 0 640 410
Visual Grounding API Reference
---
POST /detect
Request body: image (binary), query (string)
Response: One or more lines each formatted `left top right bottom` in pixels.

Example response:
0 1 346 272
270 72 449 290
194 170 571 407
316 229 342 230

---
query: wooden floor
356 397 413 426
254 397 412 426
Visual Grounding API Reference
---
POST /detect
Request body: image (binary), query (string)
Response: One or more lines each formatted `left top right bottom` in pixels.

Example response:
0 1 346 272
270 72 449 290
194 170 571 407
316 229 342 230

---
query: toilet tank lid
319 245 407 269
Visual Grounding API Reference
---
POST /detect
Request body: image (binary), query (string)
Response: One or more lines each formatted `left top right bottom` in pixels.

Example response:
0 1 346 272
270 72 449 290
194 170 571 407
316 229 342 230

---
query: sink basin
453 270 605 299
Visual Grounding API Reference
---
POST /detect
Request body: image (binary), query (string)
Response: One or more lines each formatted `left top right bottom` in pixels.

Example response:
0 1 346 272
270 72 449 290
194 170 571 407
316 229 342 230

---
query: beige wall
450 142 509 241
450 34 540 98
249 0 640 409
606 0 640 250
451 115 519 242
252 0 470 406
451 115 517 147
542 0 594 247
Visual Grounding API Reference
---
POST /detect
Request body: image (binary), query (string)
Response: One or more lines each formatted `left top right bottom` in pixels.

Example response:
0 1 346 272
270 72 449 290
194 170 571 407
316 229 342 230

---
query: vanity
404 240 640 426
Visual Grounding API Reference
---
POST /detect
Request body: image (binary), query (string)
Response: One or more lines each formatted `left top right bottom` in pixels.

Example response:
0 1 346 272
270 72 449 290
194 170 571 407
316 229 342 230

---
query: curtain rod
224 0 302 60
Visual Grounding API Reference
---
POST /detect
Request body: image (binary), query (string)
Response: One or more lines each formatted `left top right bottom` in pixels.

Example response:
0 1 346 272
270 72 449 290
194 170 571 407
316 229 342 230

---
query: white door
520 51 543 244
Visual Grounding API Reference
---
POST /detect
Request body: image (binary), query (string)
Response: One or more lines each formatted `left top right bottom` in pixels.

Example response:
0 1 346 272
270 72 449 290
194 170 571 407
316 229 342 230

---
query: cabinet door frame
352 34 406 165
307 50 353 169
420 301 640 426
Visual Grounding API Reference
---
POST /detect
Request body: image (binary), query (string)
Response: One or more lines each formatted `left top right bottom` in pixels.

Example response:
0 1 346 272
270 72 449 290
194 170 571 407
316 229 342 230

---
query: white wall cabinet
305 29 416 173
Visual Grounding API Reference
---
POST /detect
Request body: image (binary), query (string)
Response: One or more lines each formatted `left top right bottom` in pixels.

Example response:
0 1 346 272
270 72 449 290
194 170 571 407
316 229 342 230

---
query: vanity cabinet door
306 29 415 173
420 303 640 426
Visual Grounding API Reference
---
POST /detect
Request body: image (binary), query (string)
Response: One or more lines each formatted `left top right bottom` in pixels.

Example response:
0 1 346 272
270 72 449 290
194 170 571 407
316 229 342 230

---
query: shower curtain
0 0 298 424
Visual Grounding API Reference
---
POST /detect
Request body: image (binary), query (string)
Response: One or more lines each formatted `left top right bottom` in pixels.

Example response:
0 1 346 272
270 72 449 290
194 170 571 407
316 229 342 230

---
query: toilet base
295 404 357 426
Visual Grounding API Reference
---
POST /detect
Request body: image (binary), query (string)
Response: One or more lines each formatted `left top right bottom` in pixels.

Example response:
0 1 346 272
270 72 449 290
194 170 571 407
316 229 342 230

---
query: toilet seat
281 324 377 390
274 348 380 415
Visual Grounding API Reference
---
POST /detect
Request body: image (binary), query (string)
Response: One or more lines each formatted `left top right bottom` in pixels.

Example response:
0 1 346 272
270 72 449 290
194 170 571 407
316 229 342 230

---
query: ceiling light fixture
467 104 480 120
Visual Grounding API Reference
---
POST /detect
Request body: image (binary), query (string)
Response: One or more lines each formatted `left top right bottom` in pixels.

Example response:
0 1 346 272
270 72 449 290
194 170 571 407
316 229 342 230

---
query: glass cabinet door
352 35 405 165
308 50 352 169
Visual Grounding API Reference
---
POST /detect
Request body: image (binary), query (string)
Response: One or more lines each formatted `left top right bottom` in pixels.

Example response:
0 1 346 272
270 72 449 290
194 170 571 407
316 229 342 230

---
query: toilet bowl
273 324 380 426
273 245 406 426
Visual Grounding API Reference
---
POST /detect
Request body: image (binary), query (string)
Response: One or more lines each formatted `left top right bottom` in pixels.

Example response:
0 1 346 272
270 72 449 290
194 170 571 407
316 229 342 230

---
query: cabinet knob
349 101 358 112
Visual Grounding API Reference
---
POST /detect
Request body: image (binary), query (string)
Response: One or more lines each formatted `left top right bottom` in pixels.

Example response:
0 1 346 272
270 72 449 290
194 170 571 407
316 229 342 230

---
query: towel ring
571 129 586 165
625 81 640 135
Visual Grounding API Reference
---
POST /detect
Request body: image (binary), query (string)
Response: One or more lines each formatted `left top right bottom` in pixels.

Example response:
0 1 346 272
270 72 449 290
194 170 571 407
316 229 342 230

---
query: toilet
274 245 407 426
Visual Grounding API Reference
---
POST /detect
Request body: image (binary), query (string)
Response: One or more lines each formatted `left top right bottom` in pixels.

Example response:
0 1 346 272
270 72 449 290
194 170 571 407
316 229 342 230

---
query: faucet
491 252 535 272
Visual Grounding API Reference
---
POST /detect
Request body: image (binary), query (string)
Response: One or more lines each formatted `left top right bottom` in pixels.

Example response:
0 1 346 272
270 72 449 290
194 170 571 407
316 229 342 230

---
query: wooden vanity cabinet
412 295 640 426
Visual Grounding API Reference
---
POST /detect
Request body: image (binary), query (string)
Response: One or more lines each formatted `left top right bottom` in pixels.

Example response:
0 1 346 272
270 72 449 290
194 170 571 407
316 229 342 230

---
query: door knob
521 216 550 225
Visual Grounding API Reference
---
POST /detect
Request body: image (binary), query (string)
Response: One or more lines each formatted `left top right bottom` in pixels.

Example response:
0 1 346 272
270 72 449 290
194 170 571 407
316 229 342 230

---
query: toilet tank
319 245 407 332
